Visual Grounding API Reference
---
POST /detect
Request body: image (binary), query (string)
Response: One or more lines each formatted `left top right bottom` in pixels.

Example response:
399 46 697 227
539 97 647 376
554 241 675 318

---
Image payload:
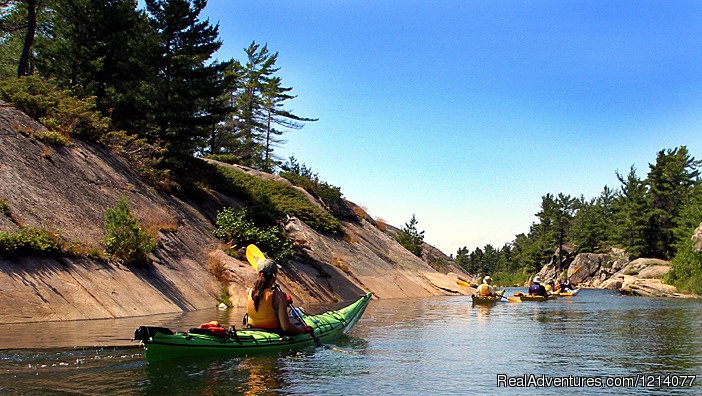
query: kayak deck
136 292 372 362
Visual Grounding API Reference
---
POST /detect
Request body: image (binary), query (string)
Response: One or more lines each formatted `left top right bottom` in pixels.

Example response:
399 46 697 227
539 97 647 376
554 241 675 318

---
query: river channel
0 289 700 395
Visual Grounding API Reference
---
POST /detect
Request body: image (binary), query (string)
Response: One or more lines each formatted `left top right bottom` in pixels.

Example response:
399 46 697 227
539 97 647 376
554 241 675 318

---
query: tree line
455 147 702 292
0 0 314 171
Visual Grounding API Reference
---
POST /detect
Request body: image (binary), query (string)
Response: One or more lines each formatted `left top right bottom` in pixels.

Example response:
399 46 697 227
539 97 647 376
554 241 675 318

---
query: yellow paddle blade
245 244 266 271
456 279 470 288
506 297 522 303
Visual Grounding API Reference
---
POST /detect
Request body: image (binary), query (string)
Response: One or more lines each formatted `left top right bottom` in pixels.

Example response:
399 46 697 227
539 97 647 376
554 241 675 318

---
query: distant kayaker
528 276 549 297
476 276 497 297
545 279 555 292
559 278 573 292
246 258 314 335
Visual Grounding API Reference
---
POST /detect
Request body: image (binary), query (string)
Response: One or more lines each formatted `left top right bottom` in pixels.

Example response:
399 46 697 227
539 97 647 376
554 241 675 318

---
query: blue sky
200 0 702 255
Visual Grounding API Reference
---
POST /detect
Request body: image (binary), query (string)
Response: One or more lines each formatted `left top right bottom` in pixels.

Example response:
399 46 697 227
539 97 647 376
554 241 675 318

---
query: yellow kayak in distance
471 289 505 305
552 289 580 297
514 292 557 302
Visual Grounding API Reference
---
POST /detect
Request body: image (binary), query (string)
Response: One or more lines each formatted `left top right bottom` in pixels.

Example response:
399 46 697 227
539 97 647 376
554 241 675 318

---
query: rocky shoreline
535 236 701 299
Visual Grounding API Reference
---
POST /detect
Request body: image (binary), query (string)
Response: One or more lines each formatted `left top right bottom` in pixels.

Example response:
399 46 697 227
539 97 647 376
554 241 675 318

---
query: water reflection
1 290 701 395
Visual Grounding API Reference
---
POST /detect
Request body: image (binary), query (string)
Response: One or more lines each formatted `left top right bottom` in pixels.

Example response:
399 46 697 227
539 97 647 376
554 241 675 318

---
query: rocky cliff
0 103 471 324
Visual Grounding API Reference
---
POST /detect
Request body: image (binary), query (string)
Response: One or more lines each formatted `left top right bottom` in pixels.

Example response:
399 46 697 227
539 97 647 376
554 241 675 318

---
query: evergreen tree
571 197 602 252
37 0 155 133
645 146 701 258
482 244 498 274
472 247 484 274
216 42 315 170
395 214 424 257
612 166 650 258
1 0 52 78
259 75 316 171
455 246 471 272
597 185 617 244
145 0 231 158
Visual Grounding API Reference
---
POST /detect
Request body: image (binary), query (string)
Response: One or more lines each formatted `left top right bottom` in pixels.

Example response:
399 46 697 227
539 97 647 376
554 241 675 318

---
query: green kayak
134 292 372 363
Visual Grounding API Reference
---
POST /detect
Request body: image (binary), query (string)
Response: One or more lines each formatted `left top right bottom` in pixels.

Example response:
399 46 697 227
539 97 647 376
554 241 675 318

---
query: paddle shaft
275 285 324 347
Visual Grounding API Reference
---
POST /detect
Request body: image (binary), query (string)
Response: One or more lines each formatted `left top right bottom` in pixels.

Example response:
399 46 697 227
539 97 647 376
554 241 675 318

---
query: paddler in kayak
527 276 549 298
559 278 574 292
246 258 314 335
476 276 497 297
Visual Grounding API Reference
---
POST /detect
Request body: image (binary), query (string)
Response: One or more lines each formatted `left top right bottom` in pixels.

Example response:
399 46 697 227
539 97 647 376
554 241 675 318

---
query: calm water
0 289 700 395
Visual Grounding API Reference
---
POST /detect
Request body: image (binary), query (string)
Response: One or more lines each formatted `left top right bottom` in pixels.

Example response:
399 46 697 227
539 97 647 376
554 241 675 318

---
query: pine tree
145 0 231 158
37 0 155 133
455 246 471 272
259 75 316 171
597 185 617 244
395 214 425 257
216 42 315 170
645 146 701 258
571 197 602 253
482 244 498 274
1 0 52 78
612 166 650 258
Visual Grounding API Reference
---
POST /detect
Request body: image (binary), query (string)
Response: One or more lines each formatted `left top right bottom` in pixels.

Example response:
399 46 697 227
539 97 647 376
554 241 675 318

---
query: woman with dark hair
246 258 313 335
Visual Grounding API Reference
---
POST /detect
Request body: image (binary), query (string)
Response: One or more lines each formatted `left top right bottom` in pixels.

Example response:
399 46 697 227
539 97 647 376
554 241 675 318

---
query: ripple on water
0 289 700 395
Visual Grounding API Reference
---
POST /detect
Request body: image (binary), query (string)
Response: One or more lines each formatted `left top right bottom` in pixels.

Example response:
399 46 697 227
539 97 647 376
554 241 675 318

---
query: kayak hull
138 292 372 363
471 290 505 304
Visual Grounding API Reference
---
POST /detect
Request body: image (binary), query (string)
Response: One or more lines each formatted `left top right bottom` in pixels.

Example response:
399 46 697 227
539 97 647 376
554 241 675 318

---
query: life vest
529 283 546 296
476 283 493 296
246 288 279 329
191 321 227 337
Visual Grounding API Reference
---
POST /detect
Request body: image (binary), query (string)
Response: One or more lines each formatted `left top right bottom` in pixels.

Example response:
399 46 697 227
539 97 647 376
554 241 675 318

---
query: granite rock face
0 104 469 323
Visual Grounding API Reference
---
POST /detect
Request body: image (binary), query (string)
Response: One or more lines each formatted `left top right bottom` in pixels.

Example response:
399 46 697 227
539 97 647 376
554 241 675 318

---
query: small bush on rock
103 197 155 266
213 207 293 262
0 227 63 257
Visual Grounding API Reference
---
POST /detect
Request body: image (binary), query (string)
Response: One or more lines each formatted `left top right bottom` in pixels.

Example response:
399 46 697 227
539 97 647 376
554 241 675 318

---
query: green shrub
666 245 702 295
0 76 109 141
218 286 232 307
279 156 351 219
206 154 241 165
280 171 343 207
666 189 702 295
213 207 294 262
34 130 68 146
199 162 341 234
0 199 8 217
103 197 155 266
0 227 63 257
